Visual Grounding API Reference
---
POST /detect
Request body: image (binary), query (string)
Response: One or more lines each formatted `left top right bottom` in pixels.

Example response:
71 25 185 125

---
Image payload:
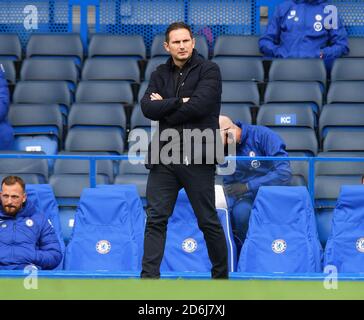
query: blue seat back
25 184 65 269
324 185 364 272
160 189 236 272
64 186 144 271
238 186 322 272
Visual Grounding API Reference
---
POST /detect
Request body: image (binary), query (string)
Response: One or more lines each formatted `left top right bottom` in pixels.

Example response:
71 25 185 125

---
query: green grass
2 278 364 300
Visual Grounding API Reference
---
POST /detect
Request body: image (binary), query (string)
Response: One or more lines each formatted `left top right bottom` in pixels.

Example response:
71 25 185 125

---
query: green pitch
1 278 364 300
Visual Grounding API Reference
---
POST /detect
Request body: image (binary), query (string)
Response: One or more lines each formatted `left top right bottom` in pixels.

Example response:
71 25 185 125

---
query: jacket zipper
176 63 198 166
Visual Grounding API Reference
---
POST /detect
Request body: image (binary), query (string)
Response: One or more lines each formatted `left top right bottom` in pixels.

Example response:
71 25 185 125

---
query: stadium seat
144 57 168 81
53 151 114 183
9 104 63 149
238 186 322 272
319 105 364 146
0 151 48 183
151 34 209 59
212 57 264 81
68 103 127 139
25 184 65 269
331 58 364 81
160 186 237 272
64 186 145 271
75 80 133 105
326 81 364 106
264 81 323 115
114 160 149 203
268 59 326 89
20 59 79 90
323 129 364 152
0 34 22 60
65 127 125 154
26 33 83 65
49 173 108 207
324 185 364 272
314 151 364 245
221 81 260 107
213 35 262 57
220 104 252 124
13 80 72 120
257 104 315 129
346 38 364 58
288 152 309 187
81 58 140 83
270 127 318 156
88 34 146 60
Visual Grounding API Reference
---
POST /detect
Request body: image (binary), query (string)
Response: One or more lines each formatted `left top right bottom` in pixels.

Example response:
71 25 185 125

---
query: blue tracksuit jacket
0 199 62 270
0 66 13 150
223 123 292 197
259 0 349 68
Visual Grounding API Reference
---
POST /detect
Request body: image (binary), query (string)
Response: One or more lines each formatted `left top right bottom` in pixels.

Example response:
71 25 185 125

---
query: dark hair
165 21 193 43
1 176 25 192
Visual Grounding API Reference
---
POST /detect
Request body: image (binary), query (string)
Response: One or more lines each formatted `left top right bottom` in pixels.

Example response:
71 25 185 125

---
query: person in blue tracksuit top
219 116 292 246
259 0 349 70
0 64 13 150
0 176 62 270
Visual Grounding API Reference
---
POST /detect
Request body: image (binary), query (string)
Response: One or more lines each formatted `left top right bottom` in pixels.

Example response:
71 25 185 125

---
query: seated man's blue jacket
0 68 13 150
259 0 349 66
223 122 292 197
0 199 62 270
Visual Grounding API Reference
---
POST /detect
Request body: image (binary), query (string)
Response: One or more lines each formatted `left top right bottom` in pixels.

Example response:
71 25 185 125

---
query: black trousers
141 163 228 279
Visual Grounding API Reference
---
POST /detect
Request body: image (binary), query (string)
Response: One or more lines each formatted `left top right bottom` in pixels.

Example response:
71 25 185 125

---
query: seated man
0 176 62 270
259 0 349 69
0 65 13 150
219 115 292 245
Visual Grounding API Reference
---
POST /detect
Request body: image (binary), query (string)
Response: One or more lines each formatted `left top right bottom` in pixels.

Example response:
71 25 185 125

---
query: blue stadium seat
212 57 264 81
314 152 364 245
213 35 262 57
20 58 79 90
324 185 364 272
75 80 133 105
26 33 83 65
151 34 209 59
238 186 322 272
88 34 146 60
160 187 237 272
0 151 48 183
25 184 65 269
82 58 140 83
0 34 22 60
64 186 145 271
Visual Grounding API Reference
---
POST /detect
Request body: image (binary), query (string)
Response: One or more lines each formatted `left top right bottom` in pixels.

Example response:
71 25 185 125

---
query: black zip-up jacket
141 49 223 167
